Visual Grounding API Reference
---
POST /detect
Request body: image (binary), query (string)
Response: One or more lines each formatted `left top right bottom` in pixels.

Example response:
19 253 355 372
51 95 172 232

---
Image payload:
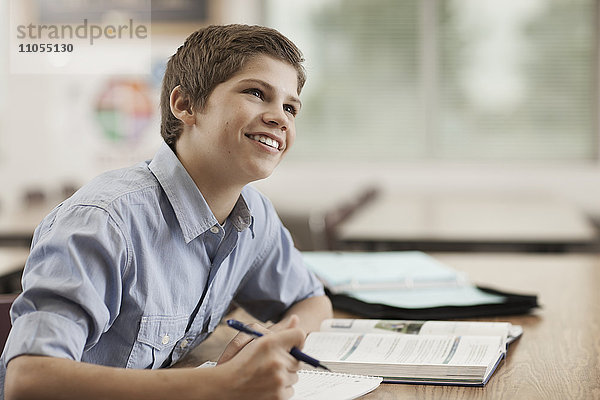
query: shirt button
210 226 219 234
162 334 170 345
180 339 189 349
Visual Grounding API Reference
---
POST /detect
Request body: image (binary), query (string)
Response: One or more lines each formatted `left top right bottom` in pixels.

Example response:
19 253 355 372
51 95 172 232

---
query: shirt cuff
3 311 87 365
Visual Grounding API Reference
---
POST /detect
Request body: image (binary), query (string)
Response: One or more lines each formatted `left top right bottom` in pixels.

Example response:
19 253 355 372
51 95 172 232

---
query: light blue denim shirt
0 143 324 397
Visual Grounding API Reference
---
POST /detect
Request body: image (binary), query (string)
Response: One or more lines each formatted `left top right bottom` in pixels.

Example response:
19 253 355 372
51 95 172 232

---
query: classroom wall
1 0 599 226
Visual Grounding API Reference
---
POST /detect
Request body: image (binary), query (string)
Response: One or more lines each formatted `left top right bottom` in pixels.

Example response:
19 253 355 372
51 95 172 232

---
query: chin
238 154 283 183
245 164 277 183
250 170 274 182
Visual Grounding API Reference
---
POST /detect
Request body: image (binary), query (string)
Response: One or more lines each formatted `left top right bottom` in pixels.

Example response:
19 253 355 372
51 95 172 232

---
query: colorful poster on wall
95 79 153 144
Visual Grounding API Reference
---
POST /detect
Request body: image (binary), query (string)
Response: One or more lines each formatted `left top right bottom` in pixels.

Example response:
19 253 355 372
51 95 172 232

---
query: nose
262 105 288 131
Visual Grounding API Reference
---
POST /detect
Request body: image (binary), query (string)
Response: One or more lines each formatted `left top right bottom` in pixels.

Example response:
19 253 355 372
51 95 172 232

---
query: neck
177 158 244 225
199 181 244 225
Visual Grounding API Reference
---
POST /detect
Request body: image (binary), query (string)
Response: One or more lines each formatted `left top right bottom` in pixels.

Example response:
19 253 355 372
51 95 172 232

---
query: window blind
265 0 597 161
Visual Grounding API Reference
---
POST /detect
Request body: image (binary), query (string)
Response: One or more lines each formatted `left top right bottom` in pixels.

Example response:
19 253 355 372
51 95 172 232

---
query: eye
284 104 297 116
244 88 264 100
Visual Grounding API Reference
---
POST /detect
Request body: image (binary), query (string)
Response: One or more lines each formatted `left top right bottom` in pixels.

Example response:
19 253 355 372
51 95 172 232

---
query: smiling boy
1 25 332 400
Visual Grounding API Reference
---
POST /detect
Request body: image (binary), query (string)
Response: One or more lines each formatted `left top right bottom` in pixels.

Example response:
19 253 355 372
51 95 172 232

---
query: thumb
284 314 300 329
272 324 305 351
268 314 302 333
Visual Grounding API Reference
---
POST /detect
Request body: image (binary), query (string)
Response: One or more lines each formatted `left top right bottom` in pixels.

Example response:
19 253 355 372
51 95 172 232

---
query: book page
304 332 503 366
419 321 510 338
320 319 514 340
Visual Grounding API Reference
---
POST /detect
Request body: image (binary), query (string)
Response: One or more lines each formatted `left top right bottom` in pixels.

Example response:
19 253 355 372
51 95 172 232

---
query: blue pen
226 319 330 371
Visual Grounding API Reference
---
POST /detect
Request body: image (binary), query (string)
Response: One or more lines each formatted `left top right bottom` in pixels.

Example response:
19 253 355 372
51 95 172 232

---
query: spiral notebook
199 362 382 400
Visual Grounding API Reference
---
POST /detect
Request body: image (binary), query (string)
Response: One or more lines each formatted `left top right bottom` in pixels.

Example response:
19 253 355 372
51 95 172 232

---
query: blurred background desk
335 191 599 252
179 252 600 400
0 248 28 345
254 181 378 251
0 204 54 247
0 200 59 293
0 248 29 293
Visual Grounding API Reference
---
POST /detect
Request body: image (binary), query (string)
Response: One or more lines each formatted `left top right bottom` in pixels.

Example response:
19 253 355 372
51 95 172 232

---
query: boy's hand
217 315 302 364
216 319 305 400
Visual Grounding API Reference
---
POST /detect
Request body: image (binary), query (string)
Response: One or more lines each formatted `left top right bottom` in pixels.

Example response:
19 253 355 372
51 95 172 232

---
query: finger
285 314 299 329
279 359 301 386
218 322 272 364
271 327 306 353
270 314 300 333
217 331 255 364
286 358 301 373
282 381 297 400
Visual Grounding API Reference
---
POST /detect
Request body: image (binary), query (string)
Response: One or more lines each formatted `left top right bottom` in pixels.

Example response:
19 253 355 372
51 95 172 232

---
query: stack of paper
302 251 505 309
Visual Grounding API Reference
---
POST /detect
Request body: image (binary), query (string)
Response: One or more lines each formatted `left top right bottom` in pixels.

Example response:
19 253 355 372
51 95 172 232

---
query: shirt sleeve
2 204 128 365
233 195 325 322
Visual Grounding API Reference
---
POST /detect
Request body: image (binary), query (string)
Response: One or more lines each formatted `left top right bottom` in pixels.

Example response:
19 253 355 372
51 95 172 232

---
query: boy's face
179 54 301 186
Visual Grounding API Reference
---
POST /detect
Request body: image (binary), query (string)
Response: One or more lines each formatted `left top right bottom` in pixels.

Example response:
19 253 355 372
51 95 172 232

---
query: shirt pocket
127 315 188 369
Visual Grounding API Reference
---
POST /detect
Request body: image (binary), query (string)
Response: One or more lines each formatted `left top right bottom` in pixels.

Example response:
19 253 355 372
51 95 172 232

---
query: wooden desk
179 253 600 399
336 192 599 252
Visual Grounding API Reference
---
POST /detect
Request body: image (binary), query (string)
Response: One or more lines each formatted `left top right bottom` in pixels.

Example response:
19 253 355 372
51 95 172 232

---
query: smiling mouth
245 134 282 151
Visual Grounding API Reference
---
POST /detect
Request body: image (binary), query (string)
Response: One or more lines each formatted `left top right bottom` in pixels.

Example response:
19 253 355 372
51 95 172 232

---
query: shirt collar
148 143 254 243
230 195 254 235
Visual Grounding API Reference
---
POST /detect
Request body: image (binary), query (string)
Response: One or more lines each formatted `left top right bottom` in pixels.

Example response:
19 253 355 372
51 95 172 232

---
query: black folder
325 286 539 320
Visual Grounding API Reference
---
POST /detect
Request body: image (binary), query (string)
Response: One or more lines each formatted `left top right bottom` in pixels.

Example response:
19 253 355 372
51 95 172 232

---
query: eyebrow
238 78 302 109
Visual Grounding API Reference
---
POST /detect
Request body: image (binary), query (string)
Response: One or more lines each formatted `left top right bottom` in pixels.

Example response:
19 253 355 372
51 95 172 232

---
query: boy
1 24 332 400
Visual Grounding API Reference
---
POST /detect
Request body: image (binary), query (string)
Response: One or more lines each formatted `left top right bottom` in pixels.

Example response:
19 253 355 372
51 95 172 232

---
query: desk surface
337 192 598 252
180 253 600 400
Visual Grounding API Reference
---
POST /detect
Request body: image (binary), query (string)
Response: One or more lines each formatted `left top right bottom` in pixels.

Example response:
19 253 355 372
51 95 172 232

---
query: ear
169 85 196 125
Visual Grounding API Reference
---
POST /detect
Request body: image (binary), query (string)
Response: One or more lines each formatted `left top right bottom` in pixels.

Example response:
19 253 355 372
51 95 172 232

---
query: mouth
245 133 283 151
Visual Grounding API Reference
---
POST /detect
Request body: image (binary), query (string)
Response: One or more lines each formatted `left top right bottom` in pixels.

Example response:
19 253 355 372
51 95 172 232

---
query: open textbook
199 361 381 400
302 319 522 386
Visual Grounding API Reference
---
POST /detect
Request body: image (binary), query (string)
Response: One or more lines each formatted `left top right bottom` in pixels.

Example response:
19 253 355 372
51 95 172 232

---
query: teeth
249 134 280 150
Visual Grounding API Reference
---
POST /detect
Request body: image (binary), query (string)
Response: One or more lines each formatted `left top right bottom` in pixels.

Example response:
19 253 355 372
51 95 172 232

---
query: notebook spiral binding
299 368 381 381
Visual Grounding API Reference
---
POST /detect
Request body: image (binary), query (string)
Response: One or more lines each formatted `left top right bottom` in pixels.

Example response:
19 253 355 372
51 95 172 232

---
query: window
265 0 597 161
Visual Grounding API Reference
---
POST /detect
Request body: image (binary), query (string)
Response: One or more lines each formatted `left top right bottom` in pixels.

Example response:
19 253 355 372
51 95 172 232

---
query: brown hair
160 24 306 149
